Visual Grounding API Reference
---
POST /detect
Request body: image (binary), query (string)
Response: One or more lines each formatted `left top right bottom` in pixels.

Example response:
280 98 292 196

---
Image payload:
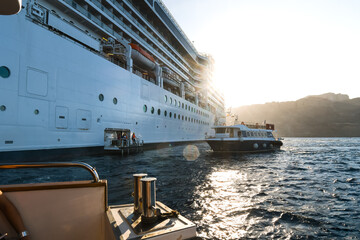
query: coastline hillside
229 93 360 137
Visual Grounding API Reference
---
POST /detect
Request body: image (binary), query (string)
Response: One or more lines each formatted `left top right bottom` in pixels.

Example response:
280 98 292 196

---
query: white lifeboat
129 43 156 71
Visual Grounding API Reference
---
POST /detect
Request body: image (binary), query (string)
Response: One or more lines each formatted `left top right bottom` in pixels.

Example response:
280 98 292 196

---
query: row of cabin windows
143 105 210 125
239 131 273 138
215 128 273 138
96 94 209 119
164 95 209 118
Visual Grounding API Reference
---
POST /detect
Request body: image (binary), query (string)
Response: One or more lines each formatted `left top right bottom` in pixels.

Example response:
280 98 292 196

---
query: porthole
164 110 167 117
98 94 104 101
178 101 181 107
151 107 155 114
0 66 10 78
158 109 161 115
169 112 172 118
174 113 177 118
0 105 6 111
113 97 118 105
34 109 39 115
143 105 148 112
174 99 177 106
164 95 168 103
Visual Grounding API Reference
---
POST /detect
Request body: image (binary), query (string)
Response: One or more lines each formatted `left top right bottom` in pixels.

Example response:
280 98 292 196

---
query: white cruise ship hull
0 10 213 158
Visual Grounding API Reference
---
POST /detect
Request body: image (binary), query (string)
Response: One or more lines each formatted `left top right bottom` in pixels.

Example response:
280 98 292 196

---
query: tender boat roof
212 125 273 131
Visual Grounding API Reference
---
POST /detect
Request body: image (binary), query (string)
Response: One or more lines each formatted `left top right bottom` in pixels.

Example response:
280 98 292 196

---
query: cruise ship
0 0 226 159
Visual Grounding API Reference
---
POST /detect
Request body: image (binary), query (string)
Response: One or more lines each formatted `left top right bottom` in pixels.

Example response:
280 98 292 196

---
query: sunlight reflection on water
1 138 360 239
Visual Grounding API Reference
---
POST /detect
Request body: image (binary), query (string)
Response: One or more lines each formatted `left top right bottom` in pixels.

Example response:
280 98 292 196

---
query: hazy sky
162 0 360 107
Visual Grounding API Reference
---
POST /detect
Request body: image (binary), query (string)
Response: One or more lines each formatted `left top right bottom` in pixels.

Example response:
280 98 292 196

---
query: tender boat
206 122 283 153
0 162 196 240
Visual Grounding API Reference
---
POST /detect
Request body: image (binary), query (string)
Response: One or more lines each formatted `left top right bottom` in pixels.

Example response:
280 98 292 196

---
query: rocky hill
229 93 360 137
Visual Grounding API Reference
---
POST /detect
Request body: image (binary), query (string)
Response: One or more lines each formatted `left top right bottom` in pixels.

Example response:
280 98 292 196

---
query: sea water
1 138 360 239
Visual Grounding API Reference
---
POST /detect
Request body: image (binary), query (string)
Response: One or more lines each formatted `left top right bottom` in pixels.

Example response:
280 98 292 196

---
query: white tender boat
206 122 283 153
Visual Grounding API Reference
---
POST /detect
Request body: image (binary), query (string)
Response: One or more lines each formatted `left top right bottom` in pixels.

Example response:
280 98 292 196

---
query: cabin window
113 97 118 105
164 110 167 117
215 128 226 134
182 103 184 108
169 112 172 118
157 109 161 115
242 131 247 137
174 113 176 118
143 105 147 112
237 131 242 137
170 97 172 105
98 94 104 101
267 132 273 138
164 95 167 102
0 105 6 111
151 107 155 114
34 109 40 115
0 66 10 78
174 99 177 106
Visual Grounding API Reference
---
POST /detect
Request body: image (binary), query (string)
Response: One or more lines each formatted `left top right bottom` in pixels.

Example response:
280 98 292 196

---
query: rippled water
1 138 360 239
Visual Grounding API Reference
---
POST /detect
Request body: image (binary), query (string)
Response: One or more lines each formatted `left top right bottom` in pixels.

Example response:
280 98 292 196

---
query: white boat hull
0 11 213 156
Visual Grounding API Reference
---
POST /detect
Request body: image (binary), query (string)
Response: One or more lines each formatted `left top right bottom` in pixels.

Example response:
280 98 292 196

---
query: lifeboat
129 43 156 71
163 77 180 88
162 67 180 88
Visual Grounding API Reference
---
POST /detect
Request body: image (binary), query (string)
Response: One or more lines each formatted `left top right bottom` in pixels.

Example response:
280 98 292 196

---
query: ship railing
62 0 200 87
113 0 190 68
0 162 100 183
235 121 275 130
157 0 198 55
92 0 191 76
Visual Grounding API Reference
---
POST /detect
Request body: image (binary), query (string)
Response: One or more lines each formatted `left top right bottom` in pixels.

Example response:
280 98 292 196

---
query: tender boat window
215 128 226 134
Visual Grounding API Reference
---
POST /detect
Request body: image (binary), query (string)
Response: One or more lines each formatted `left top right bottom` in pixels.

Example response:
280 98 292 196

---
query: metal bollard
141 177 158 223
133 173 148 214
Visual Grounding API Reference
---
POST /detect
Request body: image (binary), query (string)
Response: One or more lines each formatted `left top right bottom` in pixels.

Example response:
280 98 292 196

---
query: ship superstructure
0 0 225 157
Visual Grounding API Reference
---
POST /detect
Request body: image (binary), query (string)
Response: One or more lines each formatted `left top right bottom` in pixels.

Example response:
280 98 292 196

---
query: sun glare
164 0 360 107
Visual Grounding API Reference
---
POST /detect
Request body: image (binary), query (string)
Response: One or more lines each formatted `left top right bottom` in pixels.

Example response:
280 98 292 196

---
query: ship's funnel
133 173 148 214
